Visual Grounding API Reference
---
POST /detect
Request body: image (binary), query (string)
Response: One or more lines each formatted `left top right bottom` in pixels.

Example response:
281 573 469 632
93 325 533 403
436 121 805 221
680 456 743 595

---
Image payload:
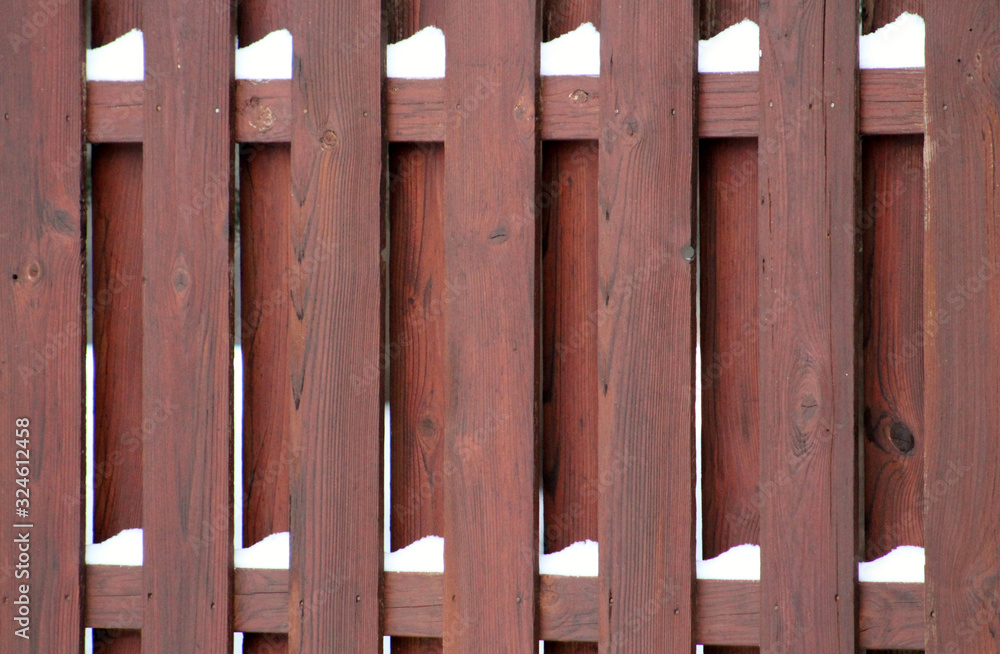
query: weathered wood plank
90 19 143 654
286 0 385 649
541 5 600 654
441 0 540 649
388 142 447 653
140 0 234 649
757 0 860 651
924 2 1000 652
862 135 924 561
86 70 926 144
597 0 697 650
238 5 292 654
84 566 930 649
0 1 85 651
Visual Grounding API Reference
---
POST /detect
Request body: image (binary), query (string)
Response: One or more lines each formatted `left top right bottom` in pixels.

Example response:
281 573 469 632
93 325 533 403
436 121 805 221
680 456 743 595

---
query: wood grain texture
757 0 860 651
540 0 600 652
388 143 446 653
699 138 760 654
0 1 85 651
597 0 697 650
439 0 541 650
91 143 143 654
286 0 385 650
541 140 599 654
238 5 291 654
84 567 928 649
441 0 540 650
241 143 292 653
700 139 760 561
700 0 758 39
924 3 1000 652
862 136 924 562
140 0 234 650
90 18 142 654
86 71 926 145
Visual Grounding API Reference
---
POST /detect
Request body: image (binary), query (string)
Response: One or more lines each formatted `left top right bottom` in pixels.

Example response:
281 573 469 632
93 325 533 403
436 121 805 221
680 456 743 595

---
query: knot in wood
319 130 338 150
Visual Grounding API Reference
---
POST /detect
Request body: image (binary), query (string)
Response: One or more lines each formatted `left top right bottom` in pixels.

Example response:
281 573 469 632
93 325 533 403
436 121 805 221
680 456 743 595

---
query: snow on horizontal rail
85 14 925 82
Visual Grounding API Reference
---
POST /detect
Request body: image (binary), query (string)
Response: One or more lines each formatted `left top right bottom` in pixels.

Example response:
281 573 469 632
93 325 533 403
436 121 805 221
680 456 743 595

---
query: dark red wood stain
0 0 85 651
441 0 540 648
597 0 698 649
924 2 1000 651
389 142 446 654
238 2 292 652
90 3 143 652
757 0 860 650
541 1 599 654
286 0 385 649
140 0 234 649
240 142 292 654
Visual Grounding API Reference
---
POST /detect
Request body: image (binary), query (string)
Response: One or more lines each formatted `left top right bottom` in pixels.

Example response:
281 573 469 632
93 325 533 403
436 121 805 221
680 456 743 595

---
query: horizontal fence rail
86 70 926 144
8 0 1000 649
84 568 926 649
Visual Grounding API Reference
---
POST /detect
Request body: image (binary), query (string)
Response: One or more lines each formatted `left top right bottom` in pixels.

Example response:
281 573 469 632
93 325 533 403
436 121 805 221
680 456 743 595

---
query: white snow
540 540 599 576
860 13 925 69
87 29 145 82
859 545 925 583
541 22 600 76
385 535 444 573
697 544 761 580
85 15 925 84
236 532 290 568
236 29 293 80
698 20 760 73
86 29 144 81
85 527 143 565
388 26 446 79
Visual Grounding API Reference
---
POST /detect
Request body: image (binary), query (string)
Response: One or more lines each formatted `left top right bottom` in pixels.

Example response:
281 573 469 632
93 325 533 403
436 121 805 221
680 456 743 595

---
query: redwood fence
2 0 999 651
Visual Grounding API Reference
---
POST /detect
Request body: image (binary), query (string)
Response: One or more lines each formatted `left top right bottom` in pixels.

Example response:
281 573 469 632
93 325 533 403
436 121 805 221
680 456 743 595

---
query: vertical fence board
700 138 759 654
757 0 859 651
441 0 540 648
240 143 291 654
287 0 385 650
387 7 447 654
91 8 143 654
541 140 598 653
0 1 85 652
141 0 234 650
239 3 292 654
699 138 760 551
597 0 697 650
861 135 924 562
389 143 446 652
541 3 600 654
924 3 1000 652
92 143 143 654
699 0 757 39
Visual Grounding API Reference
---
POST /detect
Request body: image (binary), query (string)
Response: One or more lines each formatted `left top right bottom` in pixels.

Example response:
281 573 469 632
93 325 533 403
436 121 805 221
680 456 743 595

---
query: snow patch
860 13 925 69
859 545 925 583
541 540 599 576
236 29 293 80
388 26 446 79
236 532 290 569
541 22 600 76
697 544 761 580
699 20 760 73
385 535 444 573
86 528 143 566
87 29 144 81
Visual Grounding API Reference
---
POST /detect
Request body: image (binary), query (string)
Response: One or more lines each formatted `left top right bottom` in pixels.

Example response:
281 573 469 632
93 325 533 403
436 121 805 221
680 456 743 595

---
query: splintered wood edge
86 69 924 143
84 567 924 648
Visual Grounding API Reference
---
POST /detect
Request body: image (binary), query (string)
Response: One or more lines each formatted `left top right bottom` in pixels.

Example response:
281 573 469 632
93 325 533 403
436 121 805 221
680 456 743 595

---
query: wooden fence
2 0 999 651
